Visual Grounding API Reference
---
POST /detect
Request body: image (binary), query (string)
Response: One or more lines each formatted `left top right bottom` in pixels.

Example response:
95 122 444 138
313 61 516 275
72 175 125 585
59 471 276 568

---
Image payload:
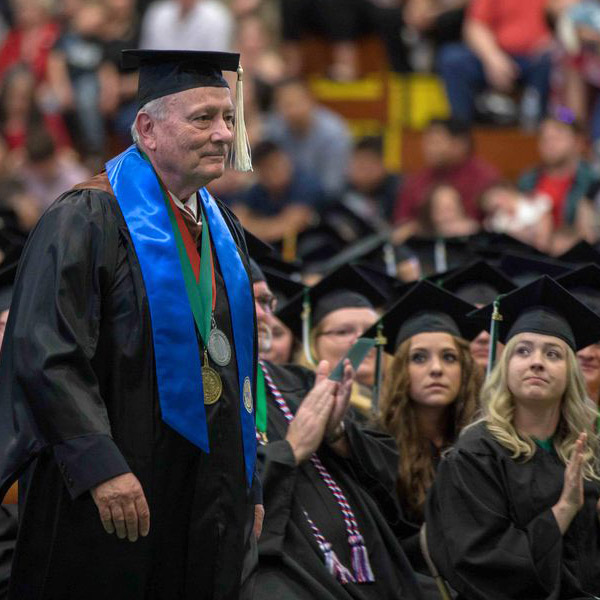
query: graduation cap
439 260 517 306
292 223 349 274
276 264 388 363
467 231 542 260
404 235 476 275
497 252 573 286
557 240 600 265
557 264 600 314
261 265 305 306
470 275 600 352
363 280 480 354
257 253 302 279
122 49 251 171
0 259 17 312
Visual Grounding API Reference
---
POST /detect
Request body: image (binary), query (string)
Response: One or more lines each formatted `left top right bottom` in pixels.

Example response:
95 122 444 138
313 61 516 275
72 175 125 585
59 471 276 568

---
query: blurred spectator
234 14 285 112
479 181 553 251
47 0 108 161
140 0 234 51
263 78 352 197
416 182 479 237
0 65 72 169
344 135 400 224
0 177 40 234
0 0 59 84
98 0 141 147
279 0 365 80
557 1 600 159
517 111 598 228
231 140 320 242
394 118 500 224
20 129 89 213
437 0 553 126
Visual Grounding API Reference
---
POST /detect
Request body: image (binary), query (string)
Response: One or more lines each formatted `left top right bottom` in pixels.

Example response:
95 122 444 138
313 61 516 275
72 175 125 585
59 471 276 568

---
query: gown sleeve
425 447 563 600
1 191 131 499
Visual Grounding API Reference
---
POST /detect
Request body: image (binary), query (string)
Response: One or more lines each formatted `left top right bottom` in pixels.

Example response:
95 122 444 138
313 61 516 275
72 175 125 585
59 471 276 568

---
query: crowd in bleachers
4 2 600 599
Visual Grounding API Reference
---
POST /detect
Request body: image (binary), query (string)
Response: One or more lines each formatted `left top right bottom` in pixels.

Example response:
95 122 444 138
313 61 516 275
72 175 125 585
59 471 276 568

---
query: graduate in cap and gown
276 264 389 420
558 264 600 409
426 276 600 600
439 260 517 372
248 260 424 600
0 49 261 600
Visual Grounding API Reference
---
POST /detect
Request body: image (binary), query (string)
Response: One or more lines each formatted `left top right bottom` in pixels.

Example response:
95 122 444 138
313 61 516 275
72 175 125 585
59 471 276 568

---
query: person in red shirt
437 0 554 124
0 0 59 84
394 118 500 224
517 112 599 228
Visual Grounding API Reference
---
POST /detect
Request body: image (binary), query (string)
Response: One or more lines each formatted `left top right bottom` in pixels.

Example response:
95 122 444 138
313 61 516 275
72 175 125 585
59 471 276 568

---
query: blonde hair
378 335 482 522
482 334 600 481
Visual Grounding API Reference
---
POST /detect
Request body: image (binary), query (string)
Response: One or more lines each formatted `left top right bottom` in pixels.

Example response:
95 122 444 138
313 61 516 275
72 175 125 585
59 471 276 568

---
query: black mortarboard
497 252 573 286
276 264 387 339
557 240 600 265
439 260 517 306
470 275 600 351
404 235 476 276
257 254 302 279
122 50 239 110
122 49 252 171
261 265 305 305
249 258 266 283
557 264 600 315
467 231 542 260
244 228 273 262
292 223 348 274
0 259 17 312
351 262 402 303
363 280 479 353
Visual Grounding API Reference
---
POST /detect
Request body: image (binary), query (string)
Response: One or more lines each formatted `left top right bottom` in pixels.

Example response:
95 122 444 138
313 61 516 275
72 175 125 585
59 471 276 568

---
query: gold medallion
243 376 253 413
202 352 222 405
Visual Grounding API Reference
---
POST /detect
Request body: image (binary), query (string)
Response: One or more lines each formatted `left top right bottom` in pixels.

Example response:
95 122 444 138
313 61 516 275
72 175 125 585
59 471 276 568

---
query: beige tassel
231 65 253 172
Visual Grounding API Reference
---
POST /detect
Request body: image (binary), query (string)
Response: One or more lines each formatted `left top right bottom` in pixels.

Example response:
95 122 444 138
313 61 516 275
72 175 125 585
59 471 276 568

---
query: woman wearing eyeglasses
276 265 390 421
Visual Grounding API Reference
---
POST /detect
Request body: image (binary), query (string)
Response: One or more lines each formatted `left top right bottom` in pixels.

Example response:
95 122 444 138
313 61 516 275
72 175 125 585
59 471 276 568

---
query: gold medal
243 376 253 413
202 352 222 405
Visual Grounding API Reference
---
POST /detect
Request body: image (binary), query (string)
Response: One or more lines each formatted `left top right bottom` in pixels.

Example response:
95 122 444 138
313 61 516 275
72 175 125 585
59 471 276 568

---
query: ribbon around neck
106 145 256 487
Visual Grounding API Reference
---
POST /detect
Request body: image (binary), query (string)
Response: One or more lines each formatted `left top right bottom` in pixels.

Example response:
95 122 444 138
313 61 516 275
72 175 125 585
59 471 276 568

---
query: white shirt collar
168 191 199 222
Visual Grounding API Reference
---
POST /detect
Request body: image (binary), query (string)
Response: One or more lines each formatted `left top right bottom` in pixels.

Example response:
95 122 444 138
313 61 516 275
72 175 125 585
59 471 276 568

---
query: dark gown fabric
0 506 17 600
254 361 423 600
0 174 258 600
426 421 600 600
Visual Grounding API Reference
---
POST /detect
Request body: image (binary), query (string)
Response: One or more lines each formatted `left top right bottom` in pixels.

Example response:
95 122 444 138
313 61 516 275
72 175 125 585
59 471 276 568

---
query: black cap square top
121 50 240 110
557 264 600 315
439 260 517 306
469 275 600 351
275 264 389 339
363 279 480 353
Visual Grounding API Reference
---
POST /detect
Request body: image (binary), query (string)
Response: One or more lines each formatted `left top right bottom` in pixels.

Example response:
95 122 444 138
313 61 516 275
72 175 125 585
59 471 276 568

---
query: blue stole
106 145 256 487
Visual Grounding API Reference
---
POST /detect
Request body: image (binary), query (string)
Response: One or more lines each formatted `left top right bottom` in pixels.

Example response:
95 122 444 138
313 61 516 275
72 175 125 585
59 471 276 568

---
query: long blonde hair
482 335 600 481
378 335 482 522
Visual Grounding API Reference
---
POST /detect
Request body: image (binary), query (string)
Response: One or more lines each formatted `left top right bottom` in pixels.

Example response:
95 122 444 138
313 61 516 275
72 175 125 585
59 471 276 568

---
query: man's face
538 120 579 168
421 126 459 168
348 149 386 194
253 281 276 355
150 86 234 189
275 83 313 132
256 152 293 195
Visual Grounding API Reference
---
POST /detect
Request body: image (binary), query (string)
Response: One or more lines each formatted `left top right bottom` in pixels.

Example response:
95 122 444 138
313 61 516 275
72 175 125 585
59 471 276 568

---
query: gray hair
130 96 170 145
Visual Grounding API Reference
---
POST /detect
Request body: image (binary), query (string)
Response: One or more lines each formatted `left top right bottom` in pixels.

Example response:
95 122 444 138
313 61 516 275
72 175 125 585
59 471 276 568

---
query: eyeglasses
256 294 278 314
317 326 364 343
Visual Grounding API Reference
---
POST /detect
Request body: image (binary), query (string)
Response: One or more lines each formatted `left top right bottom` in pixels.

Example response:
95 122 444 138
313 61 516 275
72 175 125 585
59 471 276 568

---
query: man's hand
285 361 336 464
483 51 519 92
91 473 150 542
254 504 264 540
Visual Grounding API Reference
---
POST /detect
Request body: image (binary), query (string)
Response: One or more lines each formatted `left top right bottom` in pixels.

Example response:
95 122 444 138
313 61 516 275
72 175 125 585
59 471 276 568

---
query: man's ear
136 113 157 151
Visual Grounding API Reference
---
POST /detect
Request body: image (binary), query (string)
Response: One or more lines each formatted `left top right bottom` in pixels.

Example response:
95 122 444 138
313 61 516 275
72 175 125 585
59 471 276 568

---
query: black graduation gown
0 506 17 600
0 174 258 600
254 361 423 600
426 421 600 600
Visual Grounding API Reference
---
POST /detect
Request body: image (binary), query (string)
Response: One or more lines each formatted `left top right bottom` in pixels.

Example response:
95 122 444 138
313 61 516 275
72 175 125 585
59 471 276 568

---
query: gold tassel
231 65 253 172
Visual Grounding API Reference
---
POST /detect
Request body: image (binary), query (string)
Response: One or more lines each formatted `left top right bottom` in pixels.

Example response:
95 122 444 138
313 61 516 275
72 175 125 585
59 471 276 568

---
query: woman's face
469 330 505 370
430 186 464 231
314 307 378 386
507 333 568 406
3 71 35 115
262 316 294 365
577 342 600 401
408 332 462 408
